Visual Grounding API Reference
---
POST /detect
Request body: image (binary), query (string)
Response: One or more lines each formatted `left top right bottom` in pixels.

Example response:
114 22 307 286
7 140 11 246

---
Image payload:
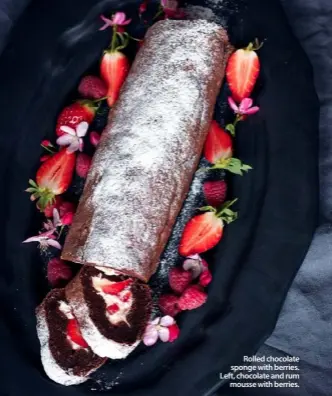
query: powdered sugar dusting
62 19 230 282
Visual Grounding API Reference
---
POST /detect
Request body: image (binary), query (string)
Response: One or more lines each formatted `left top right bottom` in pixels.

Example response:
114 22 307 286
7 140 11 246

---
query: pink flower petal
47 239 62 249
245 106 260 115
78 138 84 152
239 98 253 113
76 121 89 137
59 125 76 136
23 236 42 243
99 15 113 31
228 97 239 112
56 134 74 146
52 209 61 227
143 325 159 346
67 140 80 153
158 327 170 342
160 315 175 327
90 131 101 147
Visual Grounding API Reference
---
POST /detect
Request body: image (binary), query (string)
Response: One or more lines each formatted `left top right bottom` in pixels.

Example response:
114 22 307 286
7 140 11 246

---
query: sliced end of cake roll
65 265 152 359
36 288 106 386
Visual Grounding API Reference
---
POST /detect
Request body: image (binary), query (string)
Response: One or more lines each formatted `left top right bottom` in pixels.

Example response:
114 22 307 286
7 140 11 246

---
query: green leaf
29 179 38 187
25 188 36 193
199 206 217 213
225 123 236 137
223 158 252 175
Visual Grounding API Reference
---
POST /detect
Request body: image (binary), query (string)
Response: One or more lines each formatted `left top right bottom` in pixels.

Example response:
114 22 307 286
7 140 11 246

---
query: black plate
0 0 318 395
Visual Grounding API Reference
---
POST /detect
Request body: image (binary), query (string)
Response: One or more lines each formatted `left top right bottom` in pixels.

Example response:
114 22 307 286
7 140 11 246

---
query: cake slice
65 265 152 359
36 288 106 386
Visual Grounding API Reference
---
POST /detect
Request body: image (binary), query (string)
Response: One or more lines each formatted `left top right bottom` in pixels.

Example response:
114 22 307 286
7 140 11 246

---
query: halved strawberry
204 121 252 175
204 121 232 163
26 149 76 210
178 200 238 256
56 101 97 137
226 40 261 103
106 303 120 314
101 279 133 295
100 50 130 107
67 319 89 348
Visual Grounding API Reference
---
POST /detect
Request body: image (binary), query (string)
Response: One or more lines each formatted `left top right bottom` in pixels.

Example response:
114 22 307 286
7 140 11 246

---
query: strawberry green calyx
26 179 55 211
210 157 252 175
246 38 263 52
200 199 238 224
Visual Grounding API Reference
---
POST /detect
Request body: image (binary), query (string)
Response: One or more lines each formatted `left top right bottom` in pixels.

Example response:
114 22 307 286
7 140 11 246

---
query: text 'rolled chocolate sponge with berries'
61 19 233 281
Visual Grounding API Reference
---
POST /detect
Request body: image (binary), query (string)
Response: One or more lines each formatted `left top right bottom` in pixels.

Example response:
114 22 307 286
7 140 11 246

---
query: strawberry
101 279 133 295
47 258 73 287
177 285 207 311
169 268 193 294
67 319 89 348
178 200 238 256
226 40 261 103
121 291 132 302
204 121 232 164
76 153 92 178
42 196 63 217
158 294 181 317
204 121 252 175
100 50 130 107
26 149 76 210
56 101 97 137
106 303 120 314
40 155 51 162
203 180 227 208
78 75 107 100
168 323 180 342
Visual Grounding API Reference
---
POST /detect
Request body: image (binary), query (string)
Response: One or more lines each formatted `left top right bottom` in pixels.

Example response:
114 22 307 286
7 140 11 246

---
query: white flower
56 122 89 153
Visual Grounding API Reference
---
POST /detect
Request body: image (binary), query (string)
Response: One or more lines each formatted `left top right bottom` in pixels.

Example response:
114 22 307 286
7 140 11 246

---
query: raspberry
47 258 73 287
78 75 107 100
177 285 207 311
199 269 212 287
158 294 181 317
203 180 227 208
76 153 92 178
169 267 193 294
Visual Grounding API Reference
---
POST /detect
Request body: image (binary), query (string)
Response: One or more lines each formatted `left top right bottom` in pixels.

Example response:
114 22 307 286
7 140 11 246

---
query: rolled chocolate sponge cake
62 19 232 281
36 289 106 386
65 266 152 359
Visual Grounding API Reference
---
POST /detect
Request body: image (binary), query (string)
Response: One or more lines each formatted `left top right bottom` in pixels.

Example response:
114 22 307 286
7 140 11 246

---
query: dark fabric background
0 0 319 395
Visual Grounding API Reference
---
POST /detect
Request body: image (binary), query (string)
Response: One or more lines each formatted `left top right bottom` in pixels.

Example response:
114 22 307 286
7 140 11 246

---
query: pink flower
182 254 208 278
161 0 185 18
90 131 101 147
99 12 131 31
23 230 62 250
56 121 88 153
143 316 180 346
41 140 52 147
228 97 260 116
